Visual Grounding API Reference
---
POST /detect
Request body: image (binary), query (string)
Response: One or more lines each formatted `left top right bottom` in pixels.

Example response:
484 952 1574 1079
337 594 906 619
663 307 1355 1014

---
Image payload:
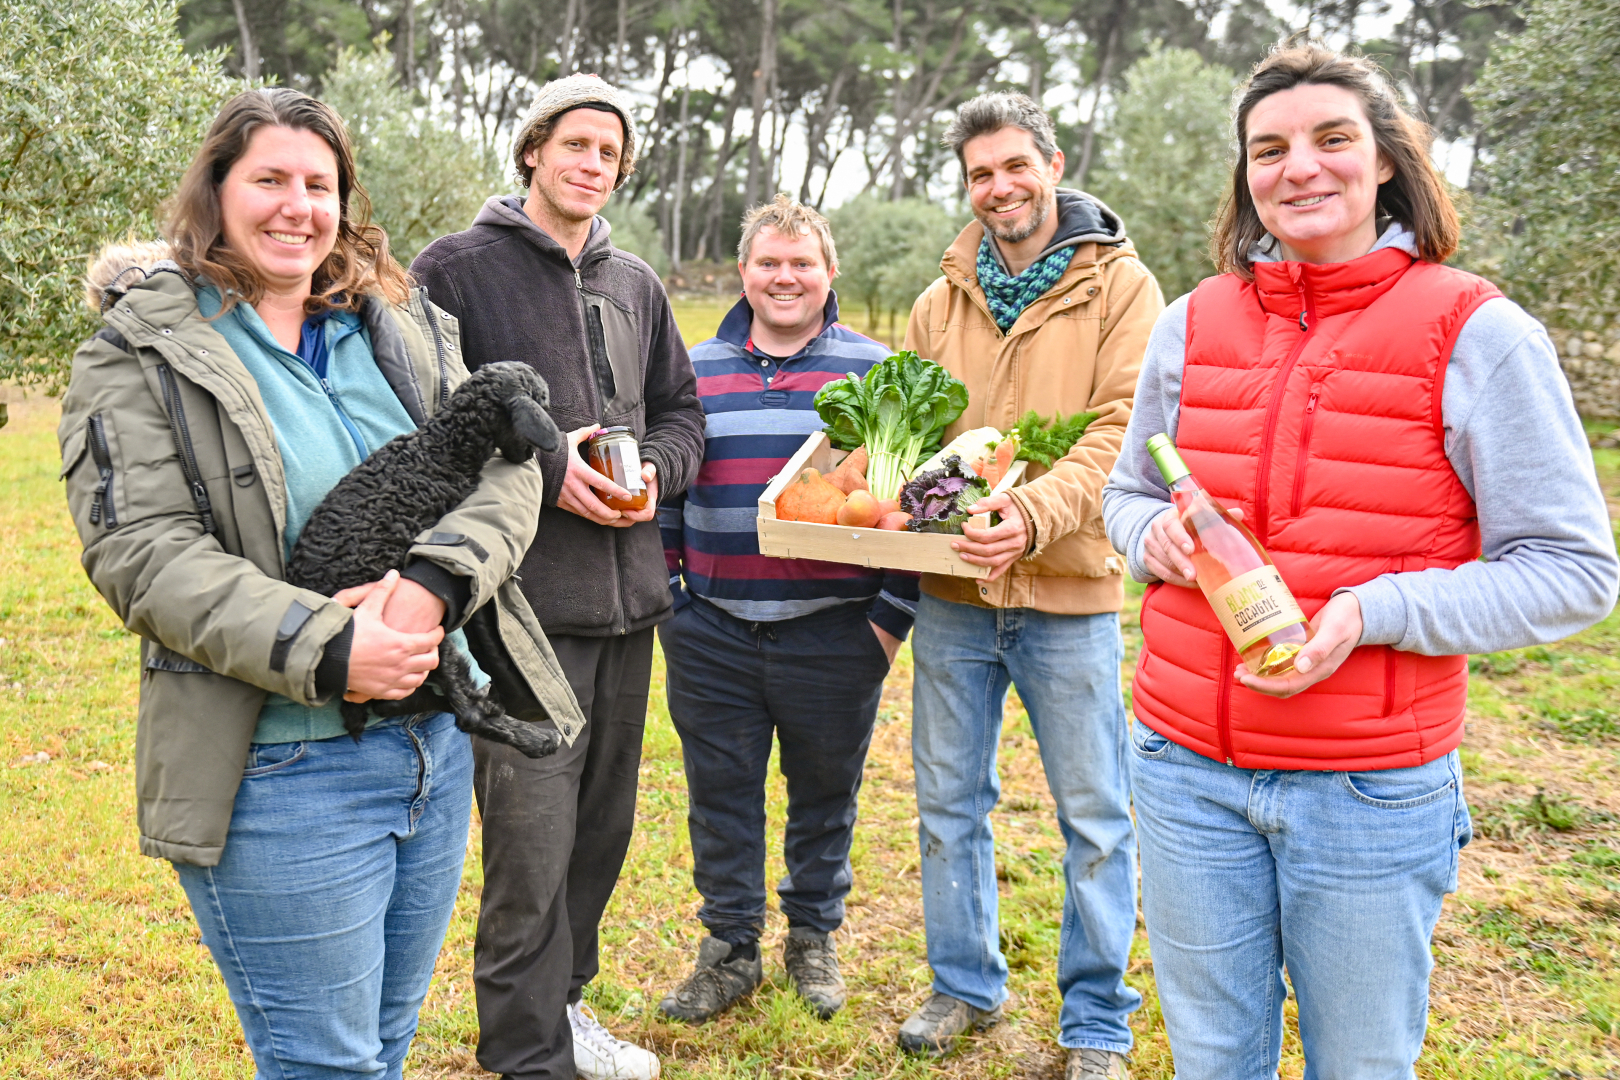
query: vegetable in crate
913 426 1007 479
812 352 968 502
775 468 845 523
899 455 991 535
1010 410 1098 468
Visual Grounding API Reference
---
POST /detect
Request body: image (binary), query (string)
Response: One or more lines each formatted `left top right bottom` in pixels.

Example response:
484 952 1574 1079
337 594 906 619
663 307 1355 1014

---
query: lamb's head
452 362 563 463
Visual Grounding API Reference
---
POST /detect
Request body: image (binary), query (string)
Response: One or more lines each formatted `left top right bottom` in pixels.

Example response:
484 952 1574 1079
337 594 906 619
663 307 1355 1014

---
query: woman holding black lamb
58 87 577 1078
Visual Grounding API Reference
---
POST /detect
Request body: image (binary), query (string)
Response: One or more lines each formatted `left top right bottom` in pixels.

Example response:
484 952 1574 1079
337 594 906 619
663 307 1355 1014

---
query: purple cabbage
899 455 991 534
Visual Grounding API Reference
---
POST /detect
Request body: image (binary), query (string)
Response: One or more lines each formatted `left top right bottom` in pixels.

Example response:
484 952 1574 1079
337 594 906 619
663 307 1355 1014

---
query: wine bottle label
1210 565 1307 652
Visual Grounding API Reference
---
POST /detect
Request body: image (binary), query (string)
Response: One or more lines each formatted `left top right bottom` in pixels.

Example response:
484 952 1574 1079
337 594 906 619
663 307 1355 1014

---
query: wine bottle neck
1147 435 1193 485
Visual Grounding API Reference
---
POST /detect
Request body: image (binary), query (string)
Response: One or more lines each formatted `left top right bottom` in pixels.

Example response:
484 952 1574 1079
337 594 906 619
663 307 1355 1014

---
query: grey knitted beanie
512 73 637 190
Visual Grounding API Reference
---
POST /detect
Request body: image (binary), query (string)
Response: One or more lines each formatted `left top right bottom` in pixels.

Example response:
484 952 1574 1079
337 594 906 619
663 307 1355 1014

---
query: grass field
2 304 1618 1077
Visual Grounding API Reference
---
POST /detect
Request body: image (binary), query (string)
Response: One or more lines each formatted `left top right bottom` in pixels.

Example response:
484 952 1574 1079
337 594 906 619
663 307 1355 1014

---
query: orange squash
775 468 846 524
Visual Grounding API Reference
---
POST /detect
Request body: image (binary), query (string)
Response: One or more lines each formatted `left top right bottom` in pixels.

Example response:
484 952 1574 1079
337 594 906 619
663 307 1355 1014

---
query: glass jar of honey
586 426 648 512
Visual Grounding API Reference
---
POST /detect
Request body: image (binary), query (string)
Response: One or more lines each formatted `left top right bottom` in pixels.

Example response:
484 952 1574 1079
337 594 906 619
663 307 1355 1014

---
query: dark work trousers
471 628 654 1080
658 597 890 948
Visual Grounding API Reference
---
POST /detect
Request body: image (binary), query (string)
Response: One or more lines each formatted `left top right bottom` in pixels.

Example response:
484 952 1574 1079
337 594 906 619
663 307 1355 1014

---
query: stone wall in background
1548 326 1620 426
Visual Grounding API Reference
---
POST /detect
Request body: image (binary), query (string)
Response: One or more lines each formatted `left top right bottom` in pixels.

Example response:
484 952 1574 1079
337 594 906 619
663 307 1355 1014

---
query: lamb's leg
341 700 370 742
435 643 562 759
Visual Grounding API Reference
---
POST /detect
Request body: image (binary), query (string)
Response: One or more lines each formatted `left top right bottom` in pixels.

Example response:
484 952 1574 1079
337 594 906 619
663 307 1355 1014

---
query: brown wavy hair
1212 44 1459 278
164 87 409 314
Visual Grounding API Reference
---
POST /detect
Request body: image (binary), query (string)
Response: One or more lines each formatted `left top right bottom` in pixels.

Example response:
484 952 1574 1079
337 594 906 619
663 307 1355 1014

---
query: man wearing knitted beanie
412 74 704 1080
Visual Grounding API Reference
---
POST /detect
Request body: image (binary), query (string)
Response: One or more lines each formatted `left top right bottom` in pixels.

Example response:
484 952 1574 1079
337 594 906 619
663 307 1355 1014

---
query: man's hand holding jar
559 423 658 527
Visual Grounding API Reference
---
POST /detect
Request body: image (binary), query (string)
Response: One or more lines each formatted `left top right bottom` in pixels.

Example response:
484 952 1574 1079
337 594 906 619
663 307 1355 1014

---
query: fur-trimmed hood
83 239 187 314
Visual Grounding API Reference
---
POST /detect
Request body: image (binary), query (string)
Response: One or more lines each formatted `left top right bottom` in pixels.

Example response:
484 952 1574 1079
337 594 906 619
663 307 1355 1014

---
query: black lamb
287 361 565 758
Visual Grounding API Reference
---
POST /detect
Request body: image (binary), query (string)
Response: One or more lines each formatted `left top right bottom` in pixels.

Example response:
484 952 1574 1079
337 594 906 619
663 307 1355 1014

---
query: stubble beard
976 190 1055 245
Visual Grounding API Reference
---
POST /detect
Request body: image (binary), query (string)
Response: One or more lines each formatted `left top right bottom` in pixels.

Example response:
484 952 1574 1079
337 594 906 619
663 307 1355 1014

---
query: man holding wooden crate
897 92 1164 1077
656 195 919 1023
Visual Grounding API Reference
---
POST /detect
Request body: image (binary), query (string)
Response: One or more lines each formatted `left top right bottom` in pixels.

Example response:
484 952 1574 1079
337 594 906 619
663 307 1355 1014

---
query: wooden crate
756 431 1027 579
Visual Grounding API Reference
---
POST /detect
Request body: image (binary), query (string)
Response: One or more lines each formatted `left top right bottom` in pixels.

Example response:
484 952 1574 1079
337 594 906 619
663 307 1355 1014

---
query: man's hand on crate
952 492 1028 581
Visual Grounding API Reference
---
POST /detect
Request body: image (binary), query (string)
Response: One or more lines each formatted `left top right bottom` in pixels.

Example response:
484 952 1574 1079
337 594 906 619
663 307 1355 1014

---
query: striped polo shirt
659 293 918 638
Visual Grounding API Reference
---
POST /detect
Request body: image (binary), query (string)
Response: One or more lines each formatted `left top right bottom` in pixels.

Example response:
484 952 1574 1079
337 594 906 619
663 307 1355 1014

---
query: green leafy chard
813 351 968 501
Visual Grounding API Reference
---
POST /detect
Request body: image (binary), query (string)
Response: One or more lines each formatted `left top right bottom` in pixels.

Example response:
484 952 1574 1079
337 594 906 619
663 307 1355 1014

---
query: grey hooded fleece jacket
1103 225 1618 657
411 196 705 637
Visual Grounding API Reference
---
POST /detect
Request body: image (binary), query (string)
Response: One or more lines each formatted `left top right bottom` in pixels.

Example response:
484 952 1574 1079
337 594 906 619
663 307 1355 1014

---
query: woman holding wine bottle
1102 44 1618 1075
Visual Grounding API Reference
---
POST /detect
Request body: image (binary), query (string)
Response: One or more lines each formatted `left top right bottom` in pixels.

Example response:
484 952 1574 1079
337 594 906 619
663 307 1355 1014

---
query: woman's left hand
332 576 447 632
1236 591 1364 698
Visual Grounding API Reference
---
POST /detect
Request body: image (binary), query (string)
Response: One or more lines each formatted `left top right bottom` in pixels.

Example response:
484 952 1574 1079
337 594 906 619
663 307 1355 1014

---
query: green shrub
0 0 240 387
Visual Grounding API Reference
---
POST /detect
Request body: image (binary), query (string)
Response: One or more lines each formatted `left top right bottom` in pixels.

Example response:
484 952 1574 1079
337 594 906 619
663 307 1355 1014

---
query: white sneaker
569 1000 661 1080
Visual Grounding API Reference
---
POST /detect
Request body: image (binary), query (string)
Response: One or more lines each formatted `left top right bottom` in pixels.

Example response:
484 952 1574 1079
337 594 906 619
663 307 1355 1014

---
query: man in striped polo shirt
657 195 917 1023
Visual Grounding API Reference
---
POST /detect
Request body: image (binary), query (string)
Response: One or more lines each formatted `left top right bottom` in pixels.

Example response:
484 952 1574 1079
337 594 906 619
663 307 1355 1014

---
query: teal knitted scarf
976 237 1075 333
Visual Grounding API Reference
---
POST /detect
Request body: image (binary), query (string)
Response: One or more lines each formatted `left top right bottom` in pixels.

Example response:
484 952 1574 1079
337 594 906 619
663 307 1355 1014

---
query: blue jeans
911 593 1139 1053
175 712 473 1080
1128 717 1473 1078
659 597 889 943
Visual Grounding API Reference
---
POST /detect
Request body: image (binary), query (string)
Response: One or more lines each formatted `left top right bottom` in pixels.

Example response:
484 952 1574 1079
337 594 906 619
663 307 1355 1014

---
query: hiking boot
657 936 762 1023
896 991 1002 1056
1066 1047 1130 1080
782 928 846 1019
568 1001 661 1079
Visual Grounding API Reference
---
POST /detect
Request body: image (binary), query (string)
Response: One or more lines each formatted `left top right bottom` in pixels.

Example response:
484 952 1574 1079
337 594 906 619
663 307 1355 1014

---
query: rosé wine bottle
1147 433 1313 677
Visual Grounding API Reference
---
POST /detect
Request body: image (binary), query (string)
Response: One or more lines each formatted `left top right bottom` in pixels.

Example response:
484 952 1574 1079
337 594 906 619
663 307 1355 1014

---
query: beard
975 189 1055 245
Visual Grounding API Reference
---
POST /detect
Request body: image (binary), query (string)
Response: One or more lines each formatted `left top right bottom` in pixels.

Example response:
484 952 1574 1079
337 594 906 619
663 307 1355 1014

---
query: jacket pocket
86 413 119 529
1289 385 1322 518
59 426 89 480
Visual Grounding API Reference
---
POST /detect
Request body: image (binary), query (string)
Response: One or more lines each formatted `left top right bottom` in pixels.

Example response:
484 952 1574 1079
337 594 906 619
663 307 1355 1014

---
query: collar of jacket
939 219 1137 339
716 290 842 351
474 193 615 270
977 188 1126 274
94 261 443 557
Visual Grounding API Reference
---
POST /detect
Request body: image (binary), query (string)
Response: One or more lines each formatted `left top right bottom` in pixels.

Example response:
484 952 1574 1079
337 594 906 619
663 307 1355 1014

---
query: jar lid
593 425 635 437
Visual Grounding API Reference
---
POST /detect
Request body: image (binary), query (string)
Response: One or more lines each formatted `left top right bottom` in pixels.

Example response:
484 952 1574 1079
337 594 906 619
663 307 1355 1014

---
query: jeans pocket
1340 758 1456 809
1129 718 1173 759
242 741 307 777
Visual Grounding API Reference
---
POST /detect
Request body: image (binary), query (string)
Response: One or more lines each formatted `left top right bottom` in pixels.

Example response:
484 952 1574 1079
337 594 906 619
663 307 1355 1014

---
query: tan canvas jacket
904 195 1164 614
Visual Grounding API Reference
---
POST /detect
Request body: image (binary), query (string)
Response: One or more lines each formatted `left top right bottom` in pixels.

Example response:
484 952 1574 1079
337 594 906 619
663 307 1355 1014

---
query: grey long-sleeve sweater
1102 226 1618 657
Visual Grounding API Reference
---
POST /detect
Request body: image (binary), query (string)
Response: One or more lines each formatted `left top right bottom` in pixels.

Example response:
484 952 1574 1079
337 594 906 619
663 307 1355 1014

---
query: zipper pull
1305 392 1318 414
1298 309 1308 332
90 479 106 525
191 480 215 532
1226 757 1235 766
574 268 583 290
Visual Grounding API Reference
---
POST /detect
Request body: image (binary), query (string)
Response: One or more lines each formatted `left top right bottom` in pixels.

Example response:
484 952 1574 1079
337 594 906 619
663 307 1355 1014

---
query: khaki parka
904 196 1164 615
58 244 584 866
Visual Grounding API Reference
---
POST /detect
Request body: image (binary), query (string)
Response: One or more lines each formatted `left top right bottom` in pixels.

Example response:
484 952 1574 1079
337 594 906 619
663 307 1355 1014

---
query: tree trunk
888 0 905 200
401 0 416 90
1074 0 1126 187
743 0 778 209
698 83 747 260
450 0 467 132
230 0 260 79
558 0 582 76
1028 13 1044 101
671 86 691 272
614 0 628 83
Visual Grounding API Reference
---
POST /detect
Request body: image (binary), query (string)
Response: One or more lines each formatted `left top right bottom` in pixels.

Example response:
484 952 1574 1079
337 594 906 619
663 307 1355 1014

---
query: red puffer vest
1132 246 1500 770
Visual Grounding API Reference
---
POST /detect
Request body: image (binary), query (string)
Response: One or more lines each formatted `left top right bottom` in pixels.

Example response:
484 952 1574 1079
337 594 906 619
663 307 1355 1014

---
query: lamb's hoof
507 722 563 759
